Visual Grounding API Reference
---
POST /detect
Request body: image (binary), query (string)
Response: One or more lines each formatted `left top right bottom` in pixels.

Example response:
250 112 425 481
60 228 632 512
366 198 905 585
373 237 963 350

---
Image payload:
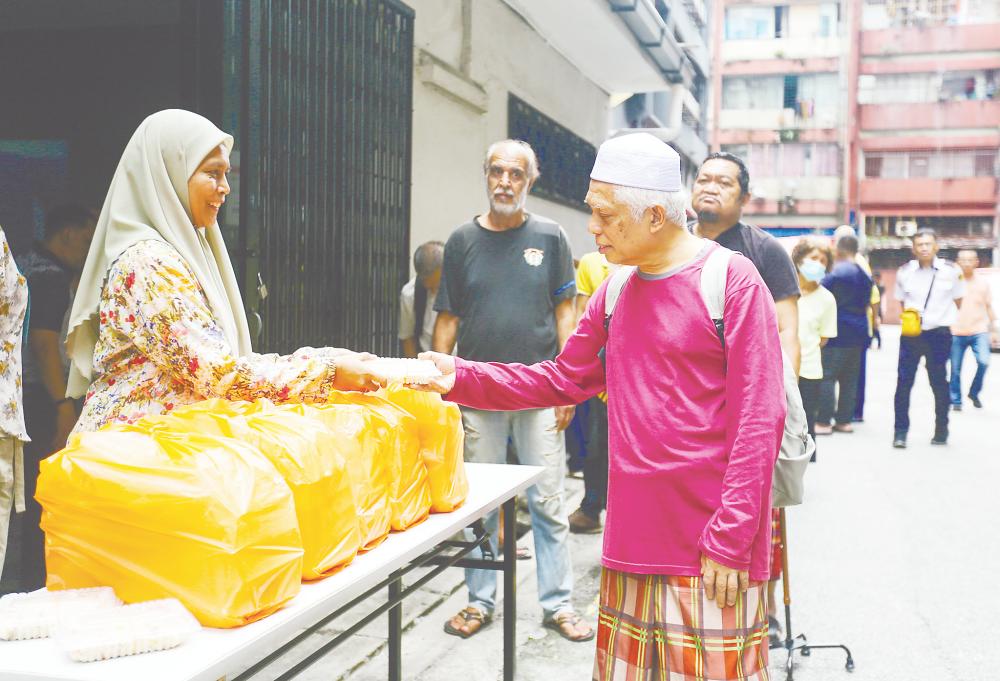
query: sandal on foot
543 611 595 642
444 606 492 639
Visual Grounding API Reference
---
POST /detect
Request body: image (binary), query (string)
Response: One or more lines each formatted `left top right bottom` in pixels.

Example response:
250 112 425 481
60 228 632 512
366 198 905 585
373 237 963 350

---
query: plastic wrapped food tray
0 587 121 641
366 358 442 384
54 598 200 662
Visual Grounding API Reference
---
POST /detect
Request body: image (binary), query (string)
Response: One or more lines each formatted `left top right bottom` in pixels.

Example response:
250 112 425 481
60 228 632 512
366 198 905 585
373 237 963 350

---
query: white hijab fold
66 109 253 398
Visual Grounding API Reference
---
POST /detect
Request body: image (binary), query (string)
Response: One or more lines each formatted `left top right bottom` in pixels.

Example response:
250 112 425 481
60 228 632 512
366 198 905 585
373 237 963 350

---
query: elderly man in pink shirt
417 134 785 681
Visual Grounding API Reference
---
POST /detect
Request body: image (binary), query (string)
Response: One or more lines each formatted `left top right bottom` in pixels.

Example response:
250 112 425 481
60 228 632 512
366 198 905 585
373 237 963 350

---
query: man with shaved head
420 133 785 680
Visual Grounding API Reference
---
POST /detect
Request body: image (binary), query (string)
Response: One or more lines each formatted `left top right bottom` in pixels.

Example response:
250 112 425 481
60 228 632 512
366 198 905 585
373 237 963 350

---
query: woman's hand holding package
332 354 388 392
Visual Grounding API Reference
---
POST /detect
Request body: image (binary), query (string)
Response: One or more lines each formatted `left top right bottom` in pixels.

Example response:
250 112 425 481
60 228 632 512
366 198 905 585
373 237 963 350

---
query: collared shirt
822 261 873 347
894 258 965 331
0 227 28 441
397 278 438 352
798 285 838 380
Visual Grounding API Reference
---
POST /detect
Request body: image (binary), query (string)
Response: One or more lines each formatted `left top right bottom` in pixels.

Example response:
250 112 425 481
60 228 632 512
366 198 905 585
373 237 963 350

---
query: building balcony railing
861 23 1000 57
859 177 998 209
719 108 839 131
860 100 1000 132
722 36 842 63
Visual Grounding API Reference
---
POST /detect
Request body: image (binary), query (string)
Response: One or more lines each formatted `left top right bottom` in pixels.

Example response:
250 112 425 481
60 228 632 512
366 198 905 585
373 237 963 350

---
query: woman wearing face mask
791 238 837 453
66 110 386 433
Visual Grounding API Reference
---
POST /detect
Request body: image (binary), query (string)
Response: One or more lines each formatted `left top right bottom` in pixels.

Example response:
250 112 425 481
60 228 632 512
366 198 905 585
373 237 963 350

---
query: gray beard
490 194 526 217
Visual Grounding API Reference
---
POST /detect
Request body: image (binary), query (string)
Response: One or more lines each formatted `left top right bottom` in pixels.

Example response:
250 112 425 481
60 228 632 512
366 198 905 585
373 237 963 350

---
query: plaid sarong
770 509 783 580
594 568 769 681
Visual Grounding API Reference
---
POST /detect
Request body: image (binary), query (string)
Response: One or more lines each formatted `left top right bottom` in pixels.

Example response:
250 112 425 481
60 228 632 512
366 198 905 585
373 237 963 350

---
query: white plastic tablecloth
0 462 543 681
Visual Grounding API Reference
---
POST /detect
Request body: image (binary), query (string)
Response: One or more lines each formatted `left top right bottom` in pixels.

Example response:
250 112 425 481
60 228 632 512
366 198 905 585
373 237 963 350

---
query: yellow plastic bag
283 403 392 551
380 385 468 513
37 428 303 628
326 392 431 531
143 401 361 580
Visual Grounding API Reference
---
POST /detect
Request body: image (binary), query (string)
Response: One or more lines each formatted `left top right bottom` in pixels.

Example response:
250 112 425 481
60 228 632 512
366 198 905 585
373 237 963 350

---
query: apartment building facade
853 0 1000 278
711 0 849 237
607 0 713 187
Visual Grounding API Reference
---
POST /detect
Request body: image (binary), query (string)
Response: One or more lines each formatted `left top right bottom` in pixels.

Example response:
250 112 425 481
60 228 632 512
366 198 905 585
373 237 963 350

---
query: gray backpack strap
603 265 636 331
699 246 733 346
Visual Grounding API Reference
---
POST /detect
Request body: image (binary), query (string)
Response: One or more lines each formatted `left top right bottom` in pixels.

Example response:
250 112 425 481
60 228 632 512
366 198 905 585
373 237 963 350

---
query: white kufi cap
590 132 682 192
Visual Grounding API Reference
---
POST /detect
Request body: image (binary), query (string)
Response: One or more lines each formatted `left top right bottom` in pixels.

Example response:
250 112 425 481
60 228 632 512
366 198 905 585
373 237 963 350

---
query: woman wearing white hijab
67 109 385 432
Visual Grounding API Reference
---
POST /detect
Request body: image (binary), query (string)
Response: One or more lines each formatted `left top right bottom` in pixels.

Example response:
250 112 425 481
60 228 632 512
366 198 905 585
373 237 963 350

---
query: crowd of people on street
402 134 997 679
0 108 997 681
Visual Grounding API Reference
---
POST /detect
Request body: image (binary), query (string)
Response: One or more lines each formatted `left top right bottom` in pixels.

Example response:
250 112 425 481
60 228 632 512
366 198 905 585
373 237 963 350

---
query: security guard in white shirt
892 229 964 448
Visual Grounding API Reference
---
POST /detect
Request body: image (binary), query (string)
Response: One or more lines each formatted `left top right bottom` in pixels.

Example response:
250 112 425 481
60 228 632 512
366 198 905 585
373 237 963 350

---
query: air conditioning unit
894 220 918 237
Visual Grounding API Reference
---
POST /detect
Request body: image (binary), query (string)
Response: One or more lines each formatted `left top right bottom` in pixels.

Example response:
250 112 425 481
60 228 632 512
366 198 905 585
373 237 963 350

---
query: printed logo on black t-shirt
523 248 544 267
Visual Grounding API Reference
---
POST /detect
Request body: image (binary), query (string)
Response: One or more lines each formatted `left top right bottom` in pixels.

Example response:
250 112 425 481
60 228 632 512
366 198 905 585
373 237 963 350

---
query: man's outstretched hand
411 351 457 394
701 554 749 609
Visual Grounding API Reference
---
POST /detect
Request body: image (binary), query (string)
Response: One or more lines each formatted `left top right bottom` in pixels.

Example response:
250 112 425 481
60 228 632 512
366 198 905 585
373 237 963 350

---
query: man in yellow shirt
568 252 613 533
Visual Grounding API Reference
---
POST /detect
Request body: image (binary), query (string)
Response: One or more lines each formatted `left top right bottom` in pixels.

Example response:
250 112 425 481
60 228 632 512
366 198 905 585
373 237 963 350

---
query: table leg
502 497 517 681
388 574 402 681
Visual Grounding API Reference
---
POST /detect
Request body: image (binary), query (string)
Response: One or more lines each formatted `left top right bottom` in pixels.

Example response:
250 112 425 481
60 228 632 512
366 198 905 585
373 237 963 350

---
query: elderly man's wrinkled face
586 180 646 266
485 145 532 217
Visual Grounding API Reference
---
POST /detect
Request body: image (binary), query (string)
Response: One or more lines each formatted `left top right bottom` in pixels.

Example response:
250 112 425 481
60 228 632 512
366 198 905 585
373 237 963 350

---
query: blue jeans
894 328 952 435
950 333 991 404
460 407 573 618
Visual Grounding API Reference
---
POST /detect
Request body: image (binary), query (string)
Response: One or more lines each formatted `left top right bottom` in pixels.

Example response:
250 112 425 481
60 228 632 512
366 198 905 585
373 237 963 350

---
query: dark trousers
853 345 869 421
894 328 952 435
817 346 864 426
798 377 822 442
564 399 589 473
580 397 608 519
1 385 54 595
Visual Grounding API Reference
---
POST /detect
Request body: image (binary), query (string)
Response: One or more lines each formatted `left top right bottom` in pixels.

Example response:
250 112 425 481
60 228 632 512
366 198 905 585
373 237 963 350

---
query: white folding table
0 462 543 681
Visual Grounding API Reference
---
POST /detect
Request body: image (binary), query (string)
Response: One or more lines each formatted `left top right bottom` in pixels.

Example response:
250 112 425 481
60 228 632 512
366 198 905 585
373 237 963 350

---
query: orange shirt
952 276 993 337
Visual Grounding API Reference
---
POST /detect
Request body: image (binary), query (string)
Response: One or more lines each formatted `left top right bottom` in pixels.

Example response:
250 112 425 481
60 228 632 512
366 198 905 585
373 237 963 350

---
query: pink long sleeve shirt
448 244 785 581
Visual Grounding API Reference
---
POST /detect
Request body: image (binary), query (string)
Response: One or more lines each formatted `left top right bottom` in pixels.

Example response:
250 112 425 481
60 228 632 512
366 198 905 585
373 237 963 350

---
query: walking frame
776 508 855 680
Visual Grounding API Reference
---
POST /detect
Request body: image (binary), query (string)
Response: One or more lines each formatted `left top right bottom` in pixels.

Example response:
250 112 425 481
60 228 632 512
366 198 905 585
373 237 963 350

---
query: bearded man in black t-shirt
689 152 801 648
690 152 801 369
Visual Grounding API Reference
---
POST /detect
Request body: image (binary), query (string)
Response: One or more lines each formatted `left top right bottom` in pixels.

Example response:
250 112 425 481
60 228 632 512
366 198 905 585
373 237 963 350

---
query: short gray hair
483 139 540 182
413 241 444 278
613 185 688 228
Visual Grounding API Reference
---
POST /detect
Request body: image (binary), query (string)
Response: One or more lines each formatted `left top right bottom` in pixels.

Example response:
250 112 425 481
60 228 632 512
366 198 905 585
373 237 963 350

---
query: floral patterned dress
0 228 28 442
74 239 339 433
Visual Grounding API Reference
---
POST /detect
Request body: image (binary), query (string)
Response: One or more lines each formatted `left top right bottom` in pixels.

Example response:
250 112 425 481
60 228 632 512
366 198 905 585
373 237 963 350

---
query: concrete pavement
265 325 998 680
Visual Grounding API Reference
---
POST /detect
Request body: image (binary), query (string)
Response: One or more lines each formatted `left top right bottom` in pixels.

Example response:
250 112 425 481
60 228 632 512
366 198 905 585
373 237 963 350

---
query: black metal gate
223 0 413 355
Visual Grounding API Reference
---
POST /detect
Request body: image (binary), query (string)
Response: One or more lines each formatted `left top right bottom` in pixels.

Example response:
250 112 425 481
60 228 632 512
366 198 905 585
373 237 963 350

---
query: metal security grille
234 0 413 356
508 95 595 212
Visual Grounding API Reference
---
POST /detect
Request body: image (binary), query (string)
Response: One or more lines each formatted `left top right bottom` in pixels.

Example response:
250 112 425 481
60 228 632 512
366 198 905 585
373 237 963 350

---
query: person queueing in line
416 133 785 681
